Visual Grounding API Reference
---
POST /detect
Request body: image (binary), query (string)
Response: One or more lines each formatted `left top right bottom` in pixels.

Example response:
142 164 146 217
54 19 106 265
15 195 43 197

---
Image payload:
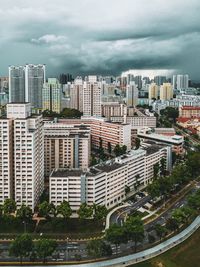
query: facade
154 76 166 86
160 83 173 101
49 144 171 211
43 121 90 176
174 74 189 91
83 80 101 116
179 106 200 118
9 66 26 103
149 83 159 100
126 81 138 107
9 64 46 109
0 119 13 204
6 103 44 210
70 77 83 112
42 78 61 113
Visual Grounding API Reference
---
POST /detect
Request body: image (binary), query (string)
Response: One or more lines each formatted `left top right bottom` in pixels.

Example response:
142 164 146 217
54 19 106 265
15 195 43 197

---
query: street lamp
66 237 69 261
22 221 26 233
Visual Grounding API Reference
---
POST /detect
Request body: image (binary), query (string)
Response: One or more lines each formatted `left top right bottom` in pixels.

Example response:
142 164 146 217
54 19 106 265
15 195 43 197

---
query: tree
135 138 141 150
121 145 127 155
77 203 93 219
148 234 156 244
160 158 166 176
16 204 33 223
0 205 3 217
9 234 33 264
91 155 97 166
3 199 16 215
93 204 108 221
107 142 112 155
166 218 179 233
153 163 160 178
124 216 144 252
38 201 51 219
35 239 57 263
147 181 160 199
60 108 82 118
49 203 57 218
155 224 167 242
86 240 112 259
105 224 127 253
135 174 141 190
113 144 121 157
57 200 72 219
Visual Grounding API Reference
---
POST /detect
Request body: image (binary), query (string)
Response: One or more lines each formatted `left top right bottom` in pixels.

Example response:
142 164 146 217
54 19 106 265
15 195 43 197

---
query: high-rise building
175 75 189 91
42 78 61 113
6 103 44 210
9 64 46 109
134 76 142 89
59 73 73 84
0 77 9 93
126 81 138 107
9 66 26 103
160 83 173 101
154 76 166 86
25 64 46 109
83 76 101 116
149 83 159 100
43 121 90 176
0 119 13 205
70 77 83 112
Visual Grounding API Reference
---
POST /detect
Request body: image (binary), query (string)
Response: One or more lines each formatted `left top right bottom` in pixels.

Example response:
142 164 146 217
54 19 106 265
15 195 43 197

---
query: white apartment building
50 143 171 211
83 80 101 116
43 121 90 176
0 119 13 204
7 103 44 210
70 77 83 112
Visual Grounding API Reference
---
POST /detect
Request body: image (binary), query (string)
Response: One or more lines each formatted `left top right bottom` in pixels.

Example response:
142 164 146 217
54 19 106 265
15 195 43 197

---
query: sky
1 0 200 79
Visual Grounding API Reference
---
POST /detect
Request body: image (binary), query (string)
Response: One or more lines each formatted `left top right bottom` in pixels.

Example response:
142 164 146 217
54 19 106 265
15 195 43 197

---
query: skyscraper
160 83 173 101
9 66 26 102
175 74 189 91
154 76 166 86
9 64 46 109
6 103 44 210
83 76 101 116
25 64 46 109
70 77 83 112
149 83 159 100
126 81 138 107
42 78 62 113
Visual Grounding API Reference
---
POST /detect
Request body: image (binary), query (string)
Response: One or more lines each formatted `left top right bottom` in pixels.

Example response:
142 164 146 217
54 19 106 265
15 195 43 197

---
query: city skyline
0 1 200 79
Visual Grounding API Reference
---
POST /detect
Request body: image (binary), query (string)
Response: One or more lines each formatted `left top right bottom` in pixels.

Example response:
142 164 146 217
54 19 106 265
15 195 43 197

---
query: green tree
113 144 121 157
86 239 112 259
38 201 51 219
135 138 141 150
160 158 166 176
125 185 131 195
77 203 93 219
155 224 167 242
60 108 82 118
166 218 179 232
9 234 33 264
153 163 160 178
93 204 108 221
107 142 112 155
147 181 160 199
124 216 144 252
121 145 127 155
16 204 33 223
35 239 57 263
105 224 127 253
3 198 16 215
57 200 72 219
91 155 98 166
49 203 57 218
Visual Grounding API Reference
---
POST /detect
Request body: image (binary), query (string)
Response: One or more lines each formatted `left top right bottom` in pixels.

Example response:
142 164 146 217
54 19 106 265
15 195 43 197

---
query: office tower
43 121 90 176
127 74 134 85
9 66 26 102
160 83 173 101
59 73 73 84
176 75 189 91
0 119 13 205
149 83 159 100
9 64 46 109
134 76 142 89
42 78 61 113
70 77 83 112
7 103 44 210
83 76 101 116
25 64 46 109
154 76 166 86
126 81 138 107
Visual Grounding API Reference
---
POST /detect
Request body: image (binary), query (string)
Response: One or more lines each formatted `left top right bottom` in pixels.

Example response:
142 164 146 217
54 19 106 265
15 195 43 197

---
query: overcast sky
1 0 200 79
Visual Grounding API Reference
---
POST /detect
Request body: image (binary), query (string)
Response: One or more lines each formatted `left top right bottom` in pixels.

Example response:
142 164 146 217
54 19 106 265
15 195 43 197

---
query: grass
35 218 104 238
131 227 200 267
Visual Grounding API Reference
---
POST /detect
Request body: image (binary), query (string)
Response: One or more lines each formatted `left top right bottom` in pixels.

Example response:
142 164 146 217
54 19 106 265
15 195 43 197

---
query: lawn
35 218 104 238
131 228 200 267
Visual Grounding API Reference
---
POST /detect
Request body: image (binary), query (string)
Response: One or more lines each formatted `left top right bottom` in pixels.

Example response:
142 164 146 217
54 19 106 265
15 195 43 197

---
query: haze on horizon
0 0 200 79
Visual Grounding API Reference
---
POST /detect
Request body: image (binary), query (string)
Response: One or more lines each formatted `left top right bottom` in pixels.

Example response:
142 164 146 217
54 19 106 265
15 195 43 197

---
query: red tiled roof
181 106 200 110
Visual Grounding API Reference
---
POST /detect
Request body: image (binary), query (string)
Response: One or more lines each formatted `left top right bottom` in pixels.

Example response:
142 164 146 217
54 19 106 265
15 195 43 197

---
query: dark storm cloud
0 0 200 78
